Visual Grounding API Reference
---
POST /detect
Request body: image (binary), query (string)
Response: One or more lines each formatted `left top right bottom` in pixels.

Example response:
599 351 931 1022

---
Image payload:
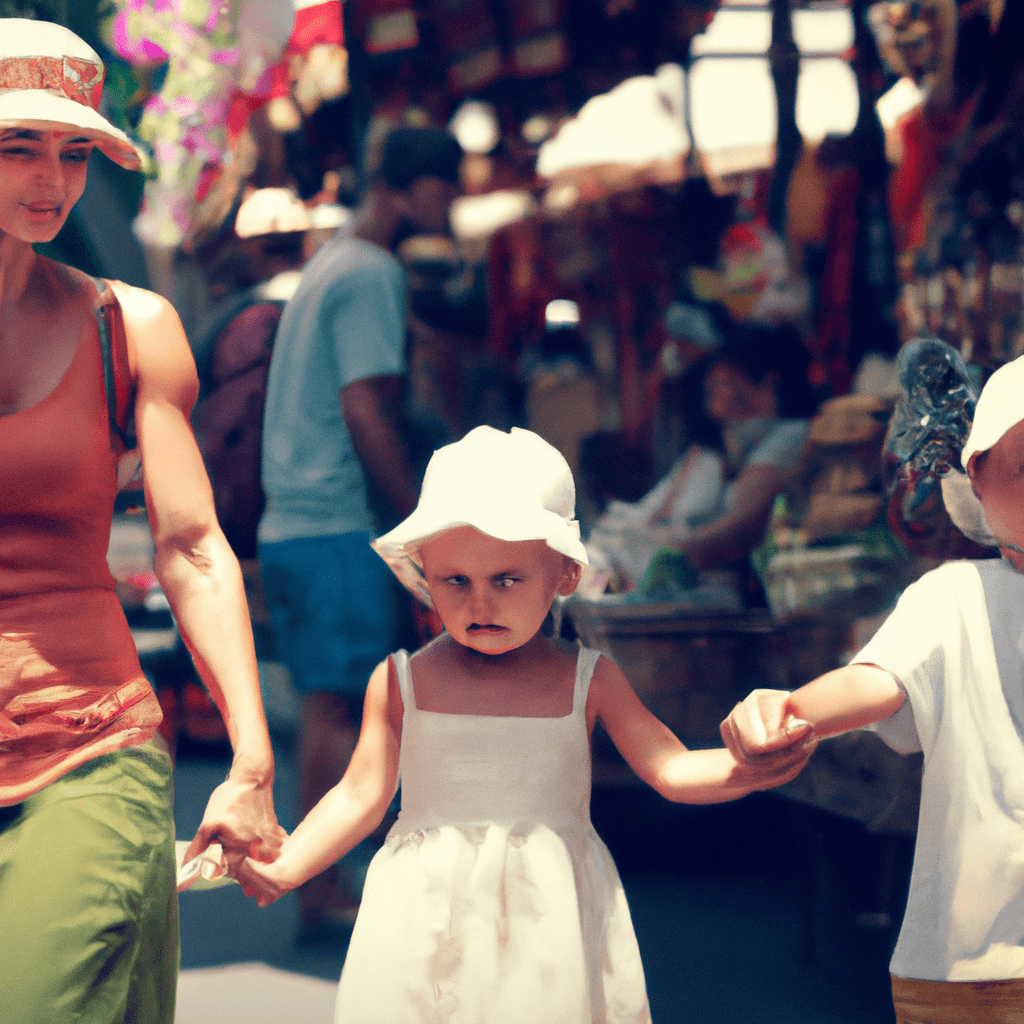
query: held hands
234 853 300 907
178 772 287 892
721 689 817 789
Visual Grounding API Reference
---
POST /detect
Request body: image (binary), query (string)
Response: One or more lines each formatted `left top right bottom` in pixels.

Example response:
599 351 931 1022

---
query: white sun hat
0 19 142 170
373 426 588 605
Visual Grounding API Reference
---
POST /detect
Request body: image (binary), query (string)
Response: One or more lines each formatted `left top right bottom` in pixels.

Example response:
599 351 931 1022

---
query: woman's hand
180 767 287 875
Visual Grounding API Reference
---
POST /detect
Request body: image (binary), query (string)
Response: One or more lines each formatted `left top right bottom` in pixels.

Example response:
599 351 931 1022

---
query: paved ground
174 734 908 1024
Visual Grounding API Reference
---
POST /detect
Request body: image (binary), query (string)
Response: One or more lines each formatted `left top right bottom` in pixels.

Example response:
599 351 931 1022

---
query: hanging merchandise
254 0 347 135
501 0 570 79
105 0 294 249
426 0 503 96
355 0 419 55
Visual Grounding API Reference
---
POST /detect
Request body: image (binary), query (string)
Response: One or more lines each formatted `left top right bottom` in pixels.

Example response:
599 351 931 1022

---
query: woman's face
0 127 93 244
703 361 778 424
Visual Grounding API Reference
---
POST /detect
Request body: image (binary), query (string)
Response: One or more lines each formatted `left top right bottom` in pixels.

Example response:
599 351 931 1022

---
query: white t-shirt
856 558 1024 981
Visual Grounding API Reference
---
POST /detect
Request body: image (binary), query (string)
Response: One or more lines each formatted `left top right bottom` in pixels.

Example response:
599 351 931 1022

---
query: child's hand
729 729 816 792
721 688 815 765
235 855 300 907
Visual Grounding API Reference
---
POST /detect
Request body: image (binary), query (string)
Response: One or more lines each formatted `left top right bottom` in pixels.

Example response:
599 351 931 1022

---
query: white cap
961 353 1024 468
0 19 142 170
373 426 587 605
941 353 1024 548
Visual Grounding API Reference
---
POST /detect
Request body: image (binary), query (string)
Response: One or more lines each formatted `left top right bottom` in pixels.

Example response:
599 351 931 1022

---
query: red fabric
888 107 948 257
888 99 977 258
810 166 860 395
288 1 344 51
227 0 346 134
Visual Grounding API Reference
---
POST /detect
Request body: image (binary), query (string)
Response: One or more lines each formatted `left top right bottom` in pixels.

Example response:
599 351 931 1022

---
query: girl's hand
727 728 816 792
235 855 300 907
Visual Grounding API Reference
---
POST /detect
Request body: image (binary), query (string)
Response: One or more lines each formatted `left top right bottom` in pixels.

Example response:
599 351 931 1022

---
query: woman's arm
674 462 785 569
237 659 402 905
719 665 906 764
589 656 815 804
111 282 285 866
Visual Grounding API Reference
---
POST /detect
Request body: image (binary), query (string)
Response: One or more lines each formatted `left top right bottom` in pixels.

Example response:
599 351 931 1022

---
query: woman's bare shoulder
106 280 176 325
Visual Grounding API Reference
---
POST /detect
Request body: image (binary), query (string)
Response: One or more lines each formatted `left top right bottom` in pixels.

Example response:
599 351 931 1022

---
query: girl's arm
719 665 906 764
112 282 284 866
589 656 815 804
237 659 402 906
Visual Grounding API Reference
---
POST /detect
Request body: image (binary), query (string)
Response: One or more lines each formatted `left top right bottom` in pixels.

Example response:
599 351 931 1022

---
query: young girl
720 353 1024 1024
238 425 812 1023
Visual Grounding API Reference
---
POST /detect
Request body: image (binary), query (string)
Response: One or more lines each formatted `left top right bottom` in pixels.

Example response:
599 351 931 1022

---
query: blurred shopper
193 189 315 563
257 125 462 943
585 324 817 597
0 20 284 1023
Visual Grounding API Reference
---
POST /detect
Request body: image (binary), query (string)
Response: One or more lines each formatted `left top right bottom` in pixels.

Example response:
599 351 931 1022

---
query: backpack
193 295 285 558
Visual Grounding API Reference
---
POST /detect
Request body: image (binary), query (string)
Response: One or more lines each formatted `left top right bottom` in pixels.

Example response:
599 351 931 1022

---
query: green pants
0 740 178 1024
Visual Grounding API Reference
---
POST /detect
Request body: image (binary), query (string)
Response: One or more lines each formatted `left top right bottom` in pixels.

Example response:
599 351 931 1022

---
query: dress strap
390 649 414 714
572 646 603 716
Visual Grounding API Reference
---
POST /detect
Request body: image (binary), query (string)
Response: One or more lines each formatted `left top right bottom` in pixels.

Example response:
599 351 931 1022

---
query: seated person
585 324 818 594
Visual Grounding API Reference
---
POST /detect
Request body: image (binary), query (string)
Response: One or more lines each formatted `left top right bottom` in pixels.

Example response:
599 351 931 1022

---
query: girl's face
969 418 1024 570
419 526 581 656
0 127 94 244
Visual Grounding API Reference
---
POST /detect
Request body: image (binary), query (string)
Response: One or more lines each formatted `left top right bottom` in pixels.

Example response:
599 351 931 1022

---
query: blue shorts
259 533 400 697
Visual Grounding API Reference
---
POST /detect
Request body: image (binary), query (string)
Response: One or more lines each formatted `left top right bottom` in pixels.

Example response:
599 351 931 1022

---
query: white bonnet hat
0 19 142 170
373 426 588 605
941 353 1024 547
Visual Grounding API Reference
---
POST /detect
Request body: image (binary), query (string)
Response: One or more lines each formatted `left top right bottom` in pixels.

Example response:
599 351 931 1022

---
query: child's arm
589 656 815 804
719 664 906 765
236 658 402 906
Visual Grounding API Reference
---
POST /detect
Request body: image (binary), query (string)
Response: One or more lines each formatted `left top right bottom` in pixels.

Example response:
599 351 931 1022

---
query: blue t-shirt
259 234 407 542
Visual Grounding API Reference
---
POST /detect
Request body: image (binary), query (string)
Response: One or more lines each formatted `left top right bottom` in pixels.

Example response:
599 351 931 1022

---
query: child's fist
235 856 297 907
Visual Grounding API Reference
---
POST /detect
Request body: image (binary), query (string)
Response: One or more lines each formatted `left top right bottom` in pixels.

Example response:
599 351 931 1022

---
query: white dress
333 646 652 1024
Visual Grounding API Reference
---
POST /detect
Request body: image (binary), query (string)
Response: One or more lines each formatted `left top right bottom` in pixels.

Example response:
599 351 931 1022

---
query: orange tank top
0 296 162 805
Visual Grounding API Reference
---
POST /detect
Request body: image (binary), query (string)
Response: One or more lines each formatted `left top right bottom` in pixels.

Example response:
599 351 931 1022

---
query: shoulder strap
573 646 602 716
390 649 414 711
92 276 137 452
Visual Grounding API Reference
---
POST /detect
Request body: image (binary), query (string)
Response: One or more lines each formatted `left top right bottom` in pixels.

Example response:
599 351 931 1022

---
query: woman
0 19 284 1023
586 323 818 593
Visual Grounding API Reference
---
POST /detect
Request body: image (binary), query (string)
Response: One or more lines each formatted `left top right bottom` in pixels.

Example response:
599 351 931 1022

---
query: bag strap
92 276 137 452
